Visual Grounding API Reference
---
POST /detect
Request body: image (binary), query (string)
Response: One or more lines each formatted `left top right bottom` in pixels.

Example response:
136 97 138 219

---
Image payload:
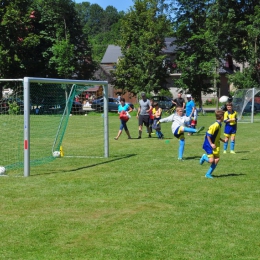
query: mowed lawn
1 112 260 259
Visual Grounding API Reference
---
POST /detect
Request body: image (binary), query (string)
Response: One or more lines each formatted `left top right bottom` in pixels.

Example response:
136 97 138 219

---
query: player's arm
128 105 133 113
147 105 152 113
220 137 226 143
136 107 140 118
206 135 216 148
172 100 177 106
159 114 175 123
158 107 162 117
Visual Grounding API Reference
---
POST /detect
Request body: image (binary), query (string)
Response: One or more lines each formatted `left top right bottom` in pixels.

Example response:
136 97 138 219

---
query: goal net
232 88 260 122
0 77 109 177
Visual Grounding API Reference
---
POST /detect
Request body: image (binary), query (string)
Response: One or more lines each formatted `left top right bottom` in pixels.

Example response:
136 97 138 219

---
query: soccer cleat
205 173 213 179
178 158 184 161
148 134 152 138
137 136 141 139
223 150 227 154
114 137 118 140
196 126 205 134
230 150 236 154
200 154 207 165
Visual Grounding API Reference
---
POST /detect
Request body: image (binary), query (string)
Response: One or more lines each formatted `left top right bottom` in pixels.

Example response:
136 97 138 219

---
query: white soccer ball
219 96 229 103
0 166 6 175
52 151 61 158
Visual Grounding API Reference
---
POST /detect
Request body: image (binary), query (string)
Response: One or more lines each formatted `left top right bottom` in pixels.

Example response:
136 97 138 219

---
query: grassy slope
1 113 259 259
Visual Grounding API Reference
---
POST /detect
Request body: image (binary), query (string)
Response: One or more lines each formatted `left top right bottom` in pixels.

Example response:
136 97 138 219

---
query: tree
170 0 243 106
0 0 95 79
228 3 260 88
76 2 125 62
112 0 173 95
0 0 38 78
34 0 95 79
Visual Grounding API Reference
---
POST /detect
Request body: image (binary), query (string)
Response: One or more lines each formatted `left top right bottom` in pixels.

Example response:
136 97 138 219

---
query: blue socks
230 140 235 151
205 163 216 178
178 139 185 159
183 127 197 133
224 140 235 151
224 141 228 151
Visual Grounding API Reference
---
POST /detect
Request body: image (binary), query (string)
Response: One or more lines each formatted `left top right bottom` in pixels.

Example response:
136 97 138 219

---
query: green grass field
1 112 260 259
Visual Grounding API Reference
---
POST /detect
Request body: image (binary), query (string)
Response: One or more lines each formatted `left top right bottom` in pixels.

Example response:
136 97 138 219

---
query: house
96 38 237 102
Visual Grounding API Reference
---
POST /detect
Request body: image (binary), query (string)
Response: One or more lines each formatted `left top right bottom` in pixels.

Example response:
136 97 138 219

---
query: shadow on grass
184 156 202 160
33 154 137 176
213 173 246 178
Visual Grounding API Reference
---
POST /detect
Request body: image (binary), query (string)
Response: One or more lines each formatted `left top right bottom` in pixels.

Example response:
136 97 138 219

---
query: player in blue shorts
200 110 226 178
223 102 238 154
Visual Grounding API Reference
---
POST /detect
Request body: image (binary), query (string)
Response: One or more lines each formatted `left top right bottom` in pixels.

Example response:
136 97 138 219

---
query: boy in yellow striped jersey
223 102 238 154
200 110 226 179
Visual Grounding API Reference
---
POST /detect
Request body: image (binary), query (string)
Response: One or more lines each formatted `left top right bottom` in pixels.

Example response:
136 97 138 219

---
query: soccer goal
0 77 109 177
232 88 260 122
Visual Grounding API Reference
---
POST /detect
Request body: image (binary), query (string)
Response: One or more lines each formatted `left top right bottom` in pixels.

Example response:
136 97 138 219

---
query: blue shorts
224 124 237 136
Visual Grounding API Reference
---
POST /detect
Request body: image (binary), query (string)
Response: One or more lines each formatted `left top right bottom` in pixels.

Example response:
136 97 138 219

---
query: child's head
215 110 224 121
176 106 184 115
153 102 159 108
226 102 233 111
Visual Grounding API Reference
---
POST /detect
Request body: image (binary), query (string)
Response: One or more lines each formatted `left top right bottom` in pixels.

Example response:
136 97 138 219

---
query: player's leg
143 116 151 137
124 122 131 139
138 116 143 139
181 126 204 134
230 134 236 153
114 120 124 140
205 151 220 179
178 138 185 160
223 134 229 153
200 153 209 165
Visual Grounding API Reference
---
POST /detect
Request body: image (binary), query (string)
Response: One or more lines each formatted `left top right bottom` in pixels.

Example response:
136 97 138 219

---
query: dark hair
153 102 159 107
120 97 125 102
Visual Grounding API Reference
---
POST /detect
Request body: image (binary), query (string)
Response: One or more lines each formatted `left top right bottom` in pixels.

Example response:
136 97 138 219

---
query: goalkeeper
157 106 204 160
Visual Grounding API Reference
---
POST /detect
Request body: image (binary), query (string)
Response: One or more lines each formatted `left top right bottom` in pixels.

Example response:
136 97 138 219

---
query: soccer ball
219 96 229 103
52 151 61 158
0 166 6 175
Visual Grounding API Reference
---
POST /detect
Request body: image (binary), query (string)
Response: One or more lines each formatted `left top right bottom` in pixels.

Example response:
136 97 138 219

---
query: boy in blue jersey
223 102 237 154
200 110 226 179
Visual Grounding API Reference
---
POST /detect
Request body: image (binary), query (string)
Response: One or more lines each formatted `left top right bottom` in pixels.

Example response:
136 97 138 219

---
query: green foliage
0 0 95 79
158 88 173 97
228 68 259 89
8 101 20 114
49 40 75 78
112 0 173 95
1 115 260 259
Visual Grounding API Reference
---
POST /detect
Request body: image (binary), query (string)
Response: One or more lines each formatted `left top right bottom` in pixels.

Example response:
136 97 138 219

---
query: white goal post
0 77 109 177
23 77 109 177
233 87 260 122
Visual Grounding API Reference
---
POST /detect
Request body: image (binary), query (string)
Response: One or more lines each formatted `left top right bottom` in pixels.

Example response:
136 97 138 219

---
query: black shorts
138 115 149 127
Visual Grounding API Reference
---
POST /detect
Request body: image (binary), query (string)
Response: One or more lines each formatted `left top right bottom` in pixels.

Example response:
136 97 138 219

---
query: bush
204 99 213 105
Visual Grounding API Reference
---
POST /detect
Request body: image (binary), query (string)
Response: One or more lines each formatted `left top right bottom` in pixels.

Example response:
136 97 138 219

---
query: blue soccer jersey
202 121 222 156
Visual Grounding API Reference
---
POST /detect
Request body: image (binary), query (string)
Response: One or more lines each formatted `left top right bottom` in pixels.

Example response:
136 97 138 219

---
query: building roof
101 38 176 64
163 37 177 54
101 45 123 64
